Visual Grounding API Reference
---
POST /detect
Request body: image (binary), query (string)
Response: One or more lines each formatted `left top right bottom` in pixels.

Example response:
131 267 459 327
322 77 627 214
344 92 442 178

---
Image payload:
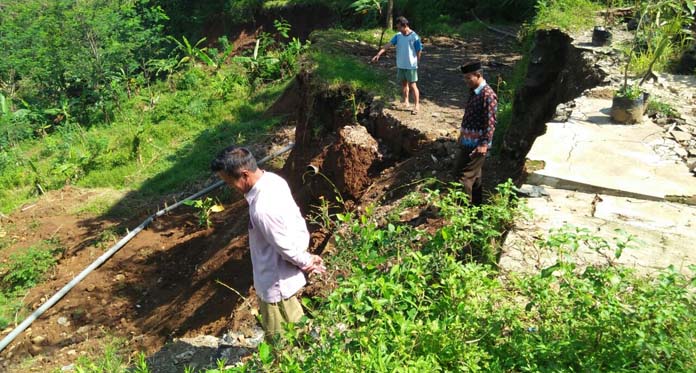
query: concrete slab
527 96 696 200
501 186 696 276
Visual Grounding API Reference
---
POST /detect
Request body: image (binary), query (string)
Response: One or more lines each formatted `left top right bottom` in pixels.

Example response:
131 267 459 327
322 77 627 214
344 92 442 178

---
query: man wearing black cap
455 61 497 205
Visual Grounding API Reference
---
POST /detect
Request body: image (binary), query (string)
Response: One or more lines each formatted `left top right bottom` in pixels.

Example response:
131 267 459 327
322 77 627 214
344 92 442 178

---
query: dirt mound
308 125 381 200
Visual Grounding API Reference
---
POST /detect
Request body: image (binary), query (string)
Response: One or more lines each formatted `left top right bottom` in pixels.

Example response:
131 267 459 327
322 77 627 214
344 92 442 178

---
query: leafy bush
0 0 168 128
0 241 61 292
647 98 679 117
615 84 643 100
234 19 310 88
219 181 695 372
628 0 695 75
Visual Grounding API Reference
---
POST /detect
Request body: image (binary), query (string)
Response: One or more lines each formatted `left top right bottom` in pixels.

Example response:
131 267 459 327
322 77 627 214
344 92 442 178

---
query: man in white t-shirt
211 146 325 340
372 16 423 115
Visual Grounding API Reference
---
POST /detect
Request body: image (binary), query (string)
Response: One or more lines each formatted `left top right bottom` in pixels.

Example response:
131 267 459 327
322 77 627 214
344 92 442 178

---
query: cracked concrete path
526 95 696 200
502 186 696 276
503 26 696 277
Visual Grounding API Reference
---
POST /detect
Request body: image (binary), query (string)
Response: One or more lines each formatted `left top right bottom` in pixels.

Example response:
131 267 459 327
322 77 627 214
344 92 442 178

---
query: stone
28 344 43 356
671 130 692 143
654 117 670 126
61 364 75 372
85 284 96 292
31 335 47 345
77 326 90 334
675 146 688 158
687 157 696 172
67 349 77 356
174 350 194 364
114 274 126 282
56 316 70 327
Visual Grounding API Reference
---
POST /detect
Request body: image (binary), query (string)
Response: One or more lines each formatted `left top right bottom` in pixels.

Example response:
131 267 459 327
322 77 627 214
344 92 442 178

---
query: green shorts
397 68 418 83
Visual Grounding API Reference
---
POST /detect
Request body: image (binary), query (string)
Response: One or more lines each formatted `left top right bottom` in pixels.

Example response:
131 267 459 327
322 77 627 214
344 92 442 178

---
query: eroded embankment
0 27 609 372
501 29 607 178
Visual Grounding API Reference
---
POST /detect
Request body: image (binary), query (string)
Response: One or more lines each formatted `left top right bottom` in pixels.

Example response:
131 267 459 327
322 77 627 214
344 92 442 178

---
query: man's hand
470 144 488 157
371 53 381 63
302 255 326 274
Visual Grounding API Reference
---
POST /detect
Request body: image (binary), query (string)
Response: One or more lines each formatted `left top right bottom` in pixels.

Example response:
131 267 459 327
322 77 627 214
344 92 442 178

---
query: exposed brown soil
0 29 523 372
0 128 296 371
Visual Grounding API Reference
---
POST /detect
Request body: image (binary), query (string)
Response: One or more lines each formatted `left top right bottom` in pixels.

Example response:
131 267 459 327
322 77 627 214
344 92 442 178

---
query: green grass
0 239 62 328
647 97 680 118
421 19 488 37
73 337 151 373
530 0 600 33
308 28 396 99
0 65 291 214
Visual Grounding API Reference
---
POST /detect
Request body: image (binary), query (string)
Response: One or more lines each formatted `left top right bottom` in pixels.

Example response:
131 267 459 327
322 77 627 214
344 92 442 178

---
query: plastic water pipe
0 143 295 353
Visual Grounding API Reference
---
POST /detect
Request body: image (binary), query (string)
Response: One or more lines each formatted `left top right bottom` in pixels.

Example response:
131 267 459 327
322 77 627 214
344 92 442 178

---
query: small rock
77 326 90 334
85 284 95 292
675 146 688 158
431 112 440 118
31 335 47 345
57 316 70 327
655 117 670 126
67 349 77 356
687 157 696 172
174 350 194 364
671 131 692 143
114 274 126 282
28 344 43 356
61 364 75 372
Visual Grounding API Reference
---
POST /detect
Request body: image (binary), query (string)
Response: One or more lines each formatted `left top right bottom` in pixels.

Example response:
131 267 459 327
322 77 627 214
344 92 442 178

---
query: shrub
226 181 695 372
0 241 61 292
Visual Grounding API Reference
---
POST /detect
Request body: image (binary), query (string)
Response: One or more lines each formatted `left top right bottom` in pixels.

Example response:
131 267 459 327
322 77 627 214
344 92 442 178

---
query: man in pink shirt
211 147 325 340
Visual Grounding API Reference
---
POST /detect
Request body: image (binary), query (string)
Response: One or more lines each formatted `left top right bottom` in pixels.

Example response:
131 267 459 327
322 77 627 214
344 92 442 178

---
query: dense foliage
227 182 696 372
0 5 307 213
0 0 168 131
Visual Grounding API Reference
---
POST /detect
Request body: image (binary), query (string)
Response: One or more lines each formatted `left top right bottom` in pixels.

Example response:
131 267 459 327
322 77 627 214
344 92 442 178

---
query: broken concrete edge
525 173 670 203
500 28 608 177
665 195 696 206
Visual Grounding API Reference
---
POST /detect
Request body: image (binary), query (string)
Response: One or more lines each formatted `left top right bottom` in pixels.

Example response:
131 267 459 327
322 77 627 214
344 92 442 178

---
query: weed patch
208 181 696 372
0 239 63 328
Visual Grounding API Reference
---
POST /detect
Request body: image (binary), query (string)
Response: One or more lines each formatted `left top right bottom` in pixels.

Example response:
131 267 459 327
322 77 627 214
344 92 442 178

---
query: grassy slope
0 66 291 214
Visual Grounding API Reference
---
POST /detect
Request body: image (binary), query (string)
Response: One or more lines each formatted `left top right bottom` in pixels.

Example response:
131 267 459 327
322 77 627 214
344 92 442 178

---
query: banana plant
169 35 218 68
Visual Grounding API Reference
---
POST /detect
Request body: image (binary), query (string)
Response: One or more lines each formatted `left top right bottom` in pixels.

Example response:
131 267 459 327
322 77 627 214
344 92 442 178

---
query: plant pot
610 92 649 124
592 26 612 46
676 46 696 74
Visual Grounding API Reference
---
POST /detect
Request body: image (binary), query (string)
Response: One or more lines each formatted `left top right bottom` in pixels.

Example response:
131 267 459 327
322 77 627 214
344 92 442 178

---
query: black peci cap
460 61 482 74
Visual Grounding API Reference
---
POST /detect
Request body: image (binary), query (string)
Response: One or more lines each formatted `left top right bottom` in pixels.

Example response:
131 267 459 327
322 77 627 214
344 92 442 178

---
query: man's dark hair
210 146 258 177
396 16 409 27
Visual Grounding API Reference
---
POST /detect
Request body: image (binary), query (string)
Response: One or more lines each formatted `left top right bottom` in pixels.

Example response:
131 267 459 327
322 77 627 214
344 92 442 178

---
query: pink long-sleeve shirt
245 171 312 303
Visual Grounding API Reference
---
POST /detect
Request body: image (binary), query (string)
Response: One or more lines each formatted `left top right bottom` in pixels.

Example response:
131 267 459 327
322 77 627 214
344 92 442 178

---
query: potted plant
611 1 674 124
592 0 614 46
611 84 648 123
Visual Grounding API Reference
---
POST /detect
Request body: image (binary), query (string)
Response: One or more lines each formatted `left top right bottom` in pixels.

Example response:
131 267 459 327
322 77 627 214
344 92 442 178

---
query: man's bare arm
371 43 393 62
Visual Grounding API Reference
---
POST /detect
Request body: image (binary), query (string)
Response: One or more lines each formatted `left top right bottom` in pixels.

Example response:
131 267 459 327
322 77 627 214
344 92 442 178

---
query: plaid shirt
460 82 497 149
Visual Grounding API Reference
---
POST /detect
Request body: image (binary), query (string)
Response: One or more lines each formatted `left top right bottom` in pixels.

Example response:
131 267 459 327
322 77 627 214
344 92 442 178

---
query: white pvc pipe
0 143 295 353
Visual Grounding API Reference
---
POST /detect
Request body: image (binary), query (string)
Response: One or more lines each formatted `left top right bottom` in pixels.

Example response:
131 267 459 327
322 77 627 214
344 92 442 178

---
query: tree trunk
386 0 394 31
